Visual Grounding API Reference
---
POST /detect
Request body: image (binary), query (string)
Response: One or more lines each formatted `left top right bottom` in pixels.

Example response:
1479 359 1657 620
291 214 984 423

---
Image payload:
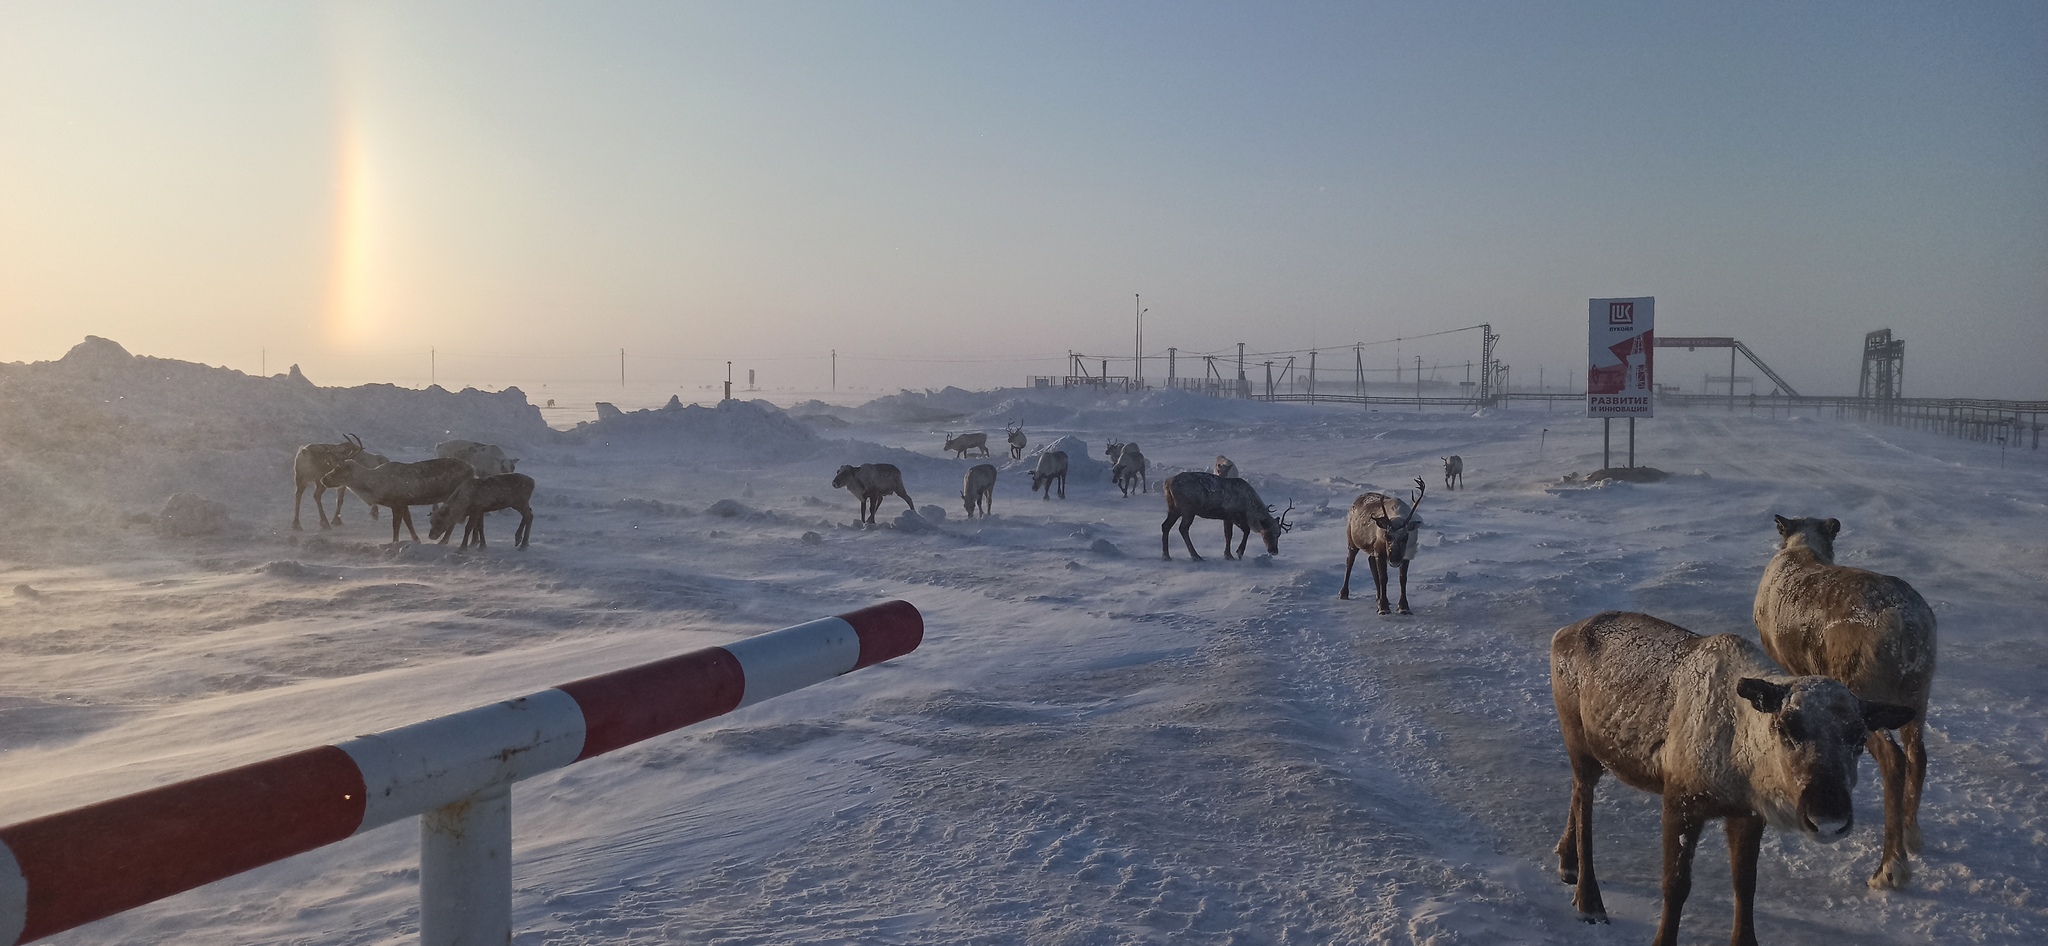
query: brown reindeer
1552 611 1915 946
1754 515 1937 890
1028 450 1069 500
429 472 535 550
1104 441 1148 496
943 431 991 459
1006 423 1027 461
1440 455 1463 490
832 463 915 524
322 456 474 544
1340 478 1427 614
291 434 365 530
961 463 997 518
1160 471 1290 561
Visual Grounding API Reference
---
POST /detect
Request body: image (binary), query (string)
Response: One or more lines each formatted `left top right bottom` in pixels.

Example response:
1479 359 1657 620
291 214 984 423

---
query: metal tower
1858 329 1904 400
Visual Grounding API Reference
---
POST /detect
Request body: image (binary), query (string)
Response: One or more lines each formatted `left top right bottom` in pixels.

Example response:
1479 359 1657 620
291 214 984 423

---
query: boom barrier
0 600 924 945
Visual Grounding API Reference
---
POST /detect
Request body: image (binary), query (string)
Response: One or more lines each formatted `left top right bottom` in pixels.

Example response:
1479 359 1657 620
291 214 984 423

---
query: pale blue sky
2 1 2042 397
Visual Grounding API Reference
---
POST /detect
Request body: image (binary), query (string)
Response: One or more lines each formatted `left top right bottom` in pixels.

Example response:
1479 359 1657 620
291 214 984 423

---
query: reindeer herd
289 434 533 549
291 414 1939 942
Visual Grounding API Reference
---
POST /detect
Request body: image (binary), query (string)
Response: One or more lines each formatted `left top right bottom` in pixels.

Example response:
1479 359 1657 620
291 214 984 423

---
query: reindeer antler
1408 477 1427 520
1278 499 1295 532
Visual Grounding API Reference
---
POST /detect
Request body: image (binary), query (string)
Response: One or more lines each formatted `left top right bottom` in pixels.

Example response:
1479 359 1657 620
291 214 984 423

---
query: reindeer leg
1222 520 1237 560
1395 560 1412 614
1653 802 1704 946
1564 754 1607 921
1902 719 1926 853
1726 813 1765 946
1369 555 1391 614
1340 547 1359 599
388 505 402 544
293 481 308 531
1161 510 1176 559
516 506 533 549
1179 516 1202 561
1868 728 1912 889
331 486 346 526
314 485 334 529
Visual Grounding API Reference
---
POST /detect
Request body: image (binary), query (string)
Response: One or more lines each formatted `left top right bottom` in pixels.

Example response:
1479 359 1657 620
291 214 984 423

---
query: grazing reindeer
429 473 535 550
1006 423 1027 461
1160 471 1291 561
322 456 474 544
1754 515 1937 890
1104 441 1149 496
943 431 991 459
1552 611 1914 946
291 434 366 530
832 463 915 524
1441 455 1463 490
1212 455 1239 478
961 463 997 518
1029 450 1068 500
1340 478 1427 614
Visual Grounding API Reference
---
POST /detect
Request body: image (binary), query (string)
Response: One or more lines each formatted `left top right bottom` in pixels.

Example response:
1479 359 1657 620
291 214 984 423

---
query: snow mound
156 493 229 536
1021 435 1113 481
569 398 820 462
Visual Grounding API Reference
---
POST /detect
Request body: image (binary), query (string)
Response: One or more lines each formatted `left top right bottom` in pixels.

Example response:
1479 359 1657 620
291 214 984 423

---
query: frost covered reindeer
1340 478 1427 614
429 473 535 550
1005 423 1027 461
942 431 991 459
1212 455 1239 478
832 463 915 524
322 454 474 543
1551 611 1914 946
961 463 997 518
1754 515 1937 890
1440 455 1463 490
1104 440 1149 496
436 439 518 475
1029 450 1068 500
1160 471 1291 561
291 434 377 530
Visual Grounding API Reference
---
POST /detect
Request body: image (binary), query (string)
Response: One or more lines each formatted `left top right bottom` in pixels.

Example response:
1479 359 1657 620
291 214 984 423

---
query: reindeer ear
1824 518 1841 539
1862 700 1916 732
1774 515 1793 536
1737 678 1788 714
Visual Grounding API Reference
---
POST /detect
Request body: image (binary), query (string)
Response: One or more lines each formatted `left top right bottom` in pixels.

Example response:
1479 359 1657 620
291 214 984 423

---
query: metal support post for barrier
421 791 511 946
0 601 923 945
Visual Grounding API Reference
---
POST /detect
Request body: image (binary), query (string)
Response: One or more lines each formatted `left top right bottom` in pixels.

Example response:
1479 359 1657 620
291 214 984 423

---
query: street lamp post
1135 294 1147 390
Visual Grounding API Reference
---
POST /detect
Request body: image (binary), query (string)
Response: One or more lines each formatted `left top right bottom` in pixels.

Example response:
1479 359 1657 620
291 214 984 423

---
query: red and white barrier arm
0 600 922 945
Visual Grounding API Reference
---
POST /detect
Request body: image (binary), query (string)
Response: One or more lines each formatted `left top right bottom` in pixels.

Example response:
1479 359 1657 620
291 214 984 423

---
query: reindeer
1104 441 1149 496
291 434 365 530
1029 450 1068 500
1340 478 1427 614
1160 471 1291 561
1441 455 1463 490
321 456 475 544
429 472 535 550
1753 515 1937 890
943 431 991 459
832 463 915 524
961 463 997 518
1006 423 1027 461
1552 611 1914 946
1212 455 1239 478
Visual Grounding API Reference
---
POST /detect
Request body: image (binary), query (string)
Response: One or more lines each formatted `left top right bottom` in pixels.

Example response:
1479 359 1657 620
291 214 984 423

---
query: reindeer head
1252 499 1293 554
1372 478 1428 562
341 433 365 459
427 502 458 543
1104 440 1124 459
1737 676 1915 839
831 465 859 489
1772 515 1840 562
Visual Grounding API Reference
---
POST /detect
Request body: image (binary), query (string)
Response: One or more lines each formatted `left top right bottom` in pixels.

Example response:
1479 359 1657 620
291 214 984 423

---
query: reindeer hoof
1869 858 1911 890
1377 605 1391 615
1575 910 1608 925
1397 605 1412 615
1557 866 1577 885
1339 591 1350 600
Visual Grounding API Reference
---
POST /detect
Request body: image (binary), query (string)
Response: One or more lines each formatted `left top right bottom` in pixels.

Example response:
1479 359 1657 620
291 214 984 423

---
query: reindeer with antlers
1160 471 1292 561
1005 422 1027 461
1341 478 1428 614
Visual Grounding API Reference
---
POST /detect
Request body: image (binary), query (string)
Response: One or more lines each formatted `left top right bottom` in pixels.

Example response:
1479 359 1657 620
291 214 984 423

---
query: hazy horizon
4 2 2043 399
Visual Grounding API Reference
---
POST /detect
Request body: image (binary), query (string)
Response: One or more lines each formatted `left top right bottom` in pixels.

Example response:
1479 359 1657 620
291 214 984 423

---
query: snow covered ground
1 340 2043 945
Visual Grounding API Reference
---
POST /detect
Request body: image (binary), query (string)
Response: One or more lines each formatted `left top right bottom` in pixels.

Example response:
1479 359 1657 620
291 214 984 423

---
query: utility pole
1237 343 1246 398
724 361 732 402
620 348 625 387
1168 347 1177 387
1415 355 1422 402
1134 294 1146 389
831 349 837 392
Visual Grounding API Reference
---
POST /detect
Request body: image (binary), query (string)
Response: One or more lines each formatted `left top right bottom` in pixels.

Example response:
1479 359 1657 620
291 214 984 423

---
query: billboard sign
1588 296 1654 417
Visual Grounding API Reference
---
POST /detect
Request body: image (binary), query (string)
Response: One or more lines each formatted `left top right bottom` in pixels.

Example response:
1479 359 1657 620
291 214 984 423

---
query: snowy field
1 339 2044 945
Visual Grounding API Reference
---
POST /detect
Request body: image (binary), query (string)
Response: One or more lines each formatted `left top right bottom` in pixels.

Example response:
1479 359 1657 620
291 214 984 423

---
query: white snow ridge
0 339 2043 945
